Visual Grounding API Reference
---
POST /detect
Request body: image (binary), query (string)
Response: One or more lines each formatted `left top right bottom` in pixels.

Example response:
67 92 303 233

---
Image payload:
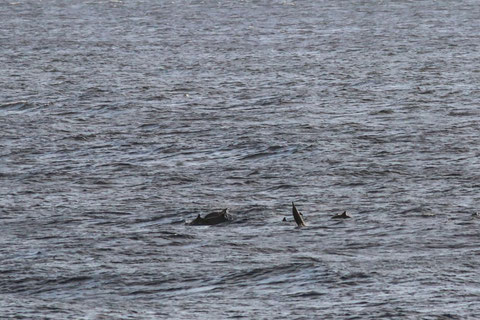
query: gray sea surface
1 0 480 319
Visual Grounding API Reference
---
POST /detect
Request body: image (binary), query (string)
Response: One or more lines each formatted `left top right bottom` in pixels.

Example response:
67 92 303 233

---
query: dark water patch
138 122 161 129
369 108 394 115
287 290 325 298
55 275 92 285
97 162 140 171
2 274 94 295
266 183 297 191
68 134 97 142
338 271 373 281
448 110 478 117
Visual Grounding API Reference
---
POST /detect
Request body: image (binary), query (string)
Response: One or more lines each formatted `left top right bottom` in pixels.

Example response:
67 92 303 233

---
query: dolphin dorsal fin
292 202 306 227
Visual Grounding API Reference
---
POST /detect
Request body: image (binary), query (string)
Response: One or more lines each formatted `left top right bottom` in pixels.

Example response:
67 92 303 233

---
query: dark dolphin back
189 209 229 225
204 208 228 219
331 211 350 219
189 214 205 225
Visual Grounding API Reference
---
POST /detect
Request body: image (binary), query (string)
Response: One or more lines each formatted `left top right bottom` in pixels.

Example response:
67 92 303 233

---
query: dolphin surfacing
189 208 230 225
331 211 351 219
292 202 306 227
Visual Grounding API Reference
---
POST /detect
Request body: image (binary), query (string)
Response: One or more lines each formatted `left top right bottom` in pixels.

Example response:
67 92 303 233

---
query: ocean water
1 0 480 318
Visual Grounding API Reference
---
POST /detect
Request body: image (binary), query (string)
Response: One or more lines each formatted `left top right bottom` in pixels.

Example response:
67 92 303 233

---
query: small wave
83 211 132 216
159 231 196 240
448 110 477 117
266 184 296 191
216 262 315 285
369 109 394 115
0 101 36 114
239 151 276 160
4 275 94 294
239 145 293 160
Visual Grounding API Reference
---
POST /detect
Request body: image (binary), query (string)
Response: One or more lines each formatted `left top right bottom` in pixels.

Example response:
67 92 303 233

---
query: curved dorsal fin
292 202 306 227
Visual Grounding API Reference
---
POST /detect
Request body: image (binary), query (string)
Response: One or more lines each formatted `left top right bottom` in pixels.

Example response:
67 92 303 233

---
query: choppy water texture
1 0 480 319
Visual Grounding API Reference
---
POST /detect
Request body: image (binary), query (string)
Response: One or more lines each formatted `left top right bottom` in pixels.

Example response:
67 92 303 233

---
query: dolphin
331 211 351 219
189 208 230 225
292 202 306 227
